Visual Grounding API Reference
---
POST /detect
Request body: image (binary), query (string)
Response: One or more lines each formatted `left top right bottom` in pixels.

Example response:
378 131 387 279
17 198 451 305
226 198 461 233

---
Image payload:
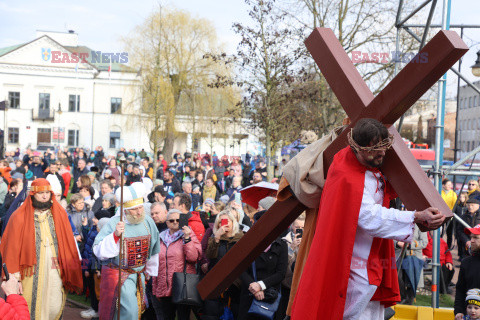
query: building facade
457 80 480 160
0 30 257 157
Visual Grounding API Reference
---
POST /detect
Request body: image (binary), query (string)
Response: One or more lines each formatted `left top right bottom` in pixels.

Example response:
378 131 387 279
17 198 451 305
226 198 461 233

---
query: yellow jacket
441 189 457 210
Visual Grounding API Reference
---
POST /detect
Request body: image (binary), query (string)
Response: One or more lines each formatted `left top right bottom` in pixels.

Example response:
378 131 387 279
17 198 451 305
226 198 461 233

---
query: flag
108 61 112 79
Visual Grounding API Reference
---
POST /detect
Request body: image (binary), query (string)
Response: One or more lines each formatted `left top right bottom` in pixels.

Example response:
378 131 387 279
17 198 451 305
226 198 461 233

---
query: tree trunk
265 130 274 181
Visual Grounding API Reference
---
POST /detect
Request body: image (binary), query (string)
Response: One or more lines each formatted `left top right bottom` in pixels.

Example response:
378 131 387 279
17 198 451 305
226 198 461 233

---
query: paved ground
63 299 90 320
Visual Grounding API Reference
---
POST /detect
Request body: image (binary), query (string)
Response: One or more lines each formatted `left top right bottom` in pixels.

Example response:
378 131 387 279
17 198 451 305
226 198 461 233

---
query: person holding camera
276 215 305 320
203 210 244 319
151 209 201 320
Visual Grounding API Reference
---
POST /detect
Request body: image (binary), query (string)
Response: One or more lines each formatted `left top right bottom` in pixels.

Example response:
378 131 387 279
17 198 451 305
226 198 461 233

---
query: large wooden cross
198 28 467 300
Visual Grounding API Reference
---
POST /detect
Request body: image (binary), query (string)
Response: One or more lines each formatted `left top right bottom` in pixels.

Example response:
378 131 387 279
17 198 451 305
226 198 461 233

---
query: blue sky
0 0 479 97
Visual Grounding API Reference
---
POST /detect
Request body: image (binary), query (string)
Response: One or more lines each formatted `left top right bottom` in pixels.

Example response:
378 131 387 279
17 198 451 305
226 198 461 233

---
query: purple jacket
152 229 201 298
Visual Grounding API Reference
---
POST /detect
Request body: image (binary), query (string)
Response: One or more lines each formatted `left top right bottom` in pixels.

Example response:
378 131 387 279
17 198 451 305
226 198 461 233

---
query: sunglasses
469 184 477 186
168 219 179 223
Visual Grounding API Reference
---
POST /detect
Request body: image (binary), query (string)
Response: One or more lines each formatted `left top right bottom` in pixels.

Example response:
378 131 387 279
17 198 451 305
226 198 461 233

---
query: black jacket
237 238 288 320
454 254 480 315
457 210 480 245
72 167 89 193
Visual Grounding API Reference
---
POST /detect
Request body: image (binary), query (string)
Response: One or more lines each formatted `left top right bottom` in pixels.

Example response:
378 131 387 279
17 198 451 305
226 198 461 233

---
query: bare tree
123 6 229 163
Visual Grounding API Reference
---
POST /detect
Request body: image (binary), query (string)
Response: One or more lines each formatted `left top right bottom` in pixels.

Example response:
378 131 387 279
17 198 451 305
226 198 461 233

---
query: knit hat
104 169 112 176
219 195 229 204
204 198 215 207
11 172 23 180
258 196 276 211
466 288 480 307
97 218 110 231
102 193 116 207
192 184 200 192
87 172 96 178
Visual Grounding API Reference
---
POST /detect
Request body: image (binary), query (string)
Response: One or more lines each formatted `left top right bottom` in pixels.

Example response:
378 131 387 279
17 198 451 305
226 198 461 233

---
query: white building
0 30 256 157
457 80 480 159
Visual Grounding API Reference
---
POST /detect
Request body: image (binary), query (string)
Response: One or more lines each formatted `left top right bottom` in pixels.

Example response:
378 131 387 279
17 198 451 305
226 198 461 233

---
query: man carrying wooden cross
289 118 445 320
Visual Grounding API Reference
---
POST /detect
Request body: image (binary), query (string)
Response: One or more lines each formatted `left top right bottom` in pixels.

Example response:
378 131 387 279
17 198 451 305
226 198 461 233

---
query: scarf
203 185 217 202
0 179 83 294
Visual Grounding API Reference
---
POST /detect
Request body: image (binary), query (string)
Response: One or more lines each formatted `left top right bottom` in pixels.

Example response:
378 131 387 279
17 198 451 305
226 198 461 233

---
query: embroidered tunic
93 215 160 320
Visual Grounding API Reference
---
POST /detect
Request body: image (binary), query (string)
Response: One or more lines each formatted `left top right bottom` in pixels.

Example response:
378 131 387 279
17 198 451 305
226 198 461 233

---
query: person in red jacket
172 193 205 241
423 231 455 294
0 274 30 320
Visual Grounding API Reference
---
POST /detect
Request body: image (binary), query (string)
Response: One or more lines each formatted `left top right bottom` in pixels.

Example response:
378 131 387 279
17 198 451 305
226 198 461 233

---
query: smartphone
2 263 9 281
235 192 242 205
296 228 303 239
221 218 229 227
179 214 189 229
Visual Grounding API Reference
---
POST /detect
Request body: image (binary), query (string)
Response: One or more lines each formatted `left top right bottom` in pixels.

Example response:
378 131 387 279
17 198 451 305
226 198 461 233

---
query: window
474 96 477 107
68 129 79 146
8 127 19 143
109 131 120 148
39 93 50 109
469 97 472 108
8 92 20 109
68 95 80 112
111 97 122 114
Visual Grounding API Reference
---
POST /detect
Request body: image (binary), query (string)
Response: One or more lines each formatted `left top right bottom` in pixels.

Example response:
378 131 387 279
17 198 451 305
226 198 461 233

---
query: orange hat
29 178 52 195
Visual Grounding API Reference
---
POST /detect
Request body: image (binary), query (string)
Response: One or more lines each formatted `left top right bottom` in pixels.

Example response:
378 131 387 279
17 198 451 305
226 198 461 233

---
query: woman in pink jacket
152 209 201 320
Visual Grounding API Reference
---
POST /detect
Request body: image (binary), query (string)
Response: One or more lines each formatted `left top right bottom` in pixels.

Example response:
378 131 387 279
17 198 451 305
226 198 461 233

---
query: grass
413 293 454 308
67 293 89 307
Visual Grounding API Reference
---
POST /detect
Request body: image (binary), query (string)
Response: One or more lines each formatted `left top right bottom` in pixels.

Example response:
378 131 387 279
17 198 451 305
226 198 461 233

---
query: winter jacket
457 210 480 245
423 233 453 265
185 211 205 242
81 227 99 270
59 169 71 198
206 232 243 270
66 203 95 240
71 166 89 193
0 294 30 320
152 230 201 298
237 238 288 320
454 254 480 316
0 167 12 184
28 162 48 180
441 189 457 211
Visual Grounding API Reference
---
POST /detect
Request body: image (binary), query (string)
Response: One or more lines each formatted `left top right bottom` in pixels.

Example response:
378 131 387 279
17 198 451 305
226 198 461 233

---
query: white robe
343 170 416 320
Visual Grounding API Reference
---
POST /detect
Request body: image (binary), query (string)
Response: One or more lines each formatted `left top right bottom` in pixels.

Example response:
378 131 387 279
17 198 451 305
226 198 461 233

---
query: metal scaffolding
395 0 480 308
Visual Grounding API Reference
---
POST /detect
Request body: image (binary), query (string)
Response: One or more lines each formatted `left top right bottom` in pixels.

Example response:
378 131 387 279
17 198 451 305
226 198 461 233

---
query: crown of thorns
347 129 394 152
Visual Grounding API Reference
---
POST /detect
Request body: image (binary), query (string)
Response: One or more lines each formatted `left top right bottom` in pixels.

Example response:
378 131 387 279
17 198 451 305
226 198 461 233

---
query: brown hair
78 175 91 188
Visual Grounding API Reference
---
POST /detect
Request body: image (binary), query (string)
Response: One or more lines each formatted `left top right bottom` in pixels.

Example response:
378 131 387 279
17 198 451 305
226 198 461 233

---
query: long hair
213 210 240 235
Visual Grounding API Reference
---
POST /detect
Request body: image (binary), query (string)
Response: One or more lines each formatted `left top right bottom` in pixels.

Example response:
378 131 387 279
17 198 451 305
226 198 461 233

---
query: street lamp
471 50 480 77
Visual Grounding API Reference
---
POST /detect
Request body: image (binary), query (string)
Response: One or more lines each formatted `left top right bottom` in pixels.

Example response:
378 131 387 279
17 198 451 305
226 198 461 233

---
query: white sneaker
80 308 98 319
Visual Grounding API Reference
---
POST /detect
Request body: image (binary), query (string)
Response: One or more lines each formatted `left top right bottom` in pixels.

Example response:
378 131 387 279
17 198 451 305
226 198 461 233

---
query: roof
0 43 25 57
64 45 135 73
0 38 136 73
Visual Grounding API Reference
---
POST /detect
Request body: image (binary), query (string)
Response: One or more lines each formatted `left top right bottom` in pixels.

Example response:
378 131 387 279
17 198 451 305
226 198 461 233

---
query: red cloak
291 147 400 320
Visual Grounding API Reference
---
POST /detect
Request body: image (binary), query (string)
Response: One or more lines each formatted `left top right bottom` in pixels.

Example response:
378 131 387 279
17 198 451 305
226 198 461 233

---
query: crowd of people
0 146 298 320
0 144 478 319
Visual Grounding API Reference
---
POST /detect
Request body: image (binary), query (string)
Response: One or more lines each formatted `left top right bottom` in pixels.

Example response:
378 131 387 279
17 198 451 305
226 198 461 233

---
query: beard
126 210 146 225
365 155 384 168
32 195 53 210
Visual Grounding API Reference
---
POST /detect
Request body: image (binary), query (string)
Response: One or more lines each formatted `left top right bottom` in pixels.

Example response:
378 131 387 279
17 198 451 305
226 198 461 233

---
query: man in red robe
290 118 445 320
